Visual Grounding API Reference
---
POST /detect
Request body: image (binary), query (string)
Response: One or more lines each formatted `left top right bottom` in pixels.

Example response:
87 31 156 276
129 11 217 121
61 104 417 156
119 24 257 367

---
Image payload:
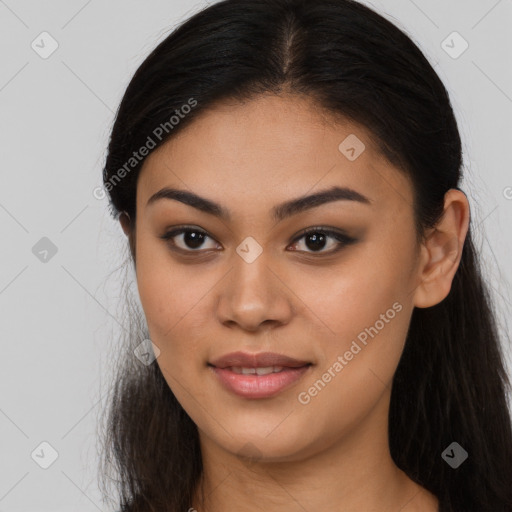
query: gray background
1 0 511 510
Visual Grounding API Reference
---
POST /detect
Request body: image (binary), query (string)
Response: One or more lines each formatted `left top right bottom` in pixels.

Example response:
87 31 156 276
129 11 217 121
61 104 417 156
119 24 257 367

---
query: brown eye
160 227 220 252
288 227 357 255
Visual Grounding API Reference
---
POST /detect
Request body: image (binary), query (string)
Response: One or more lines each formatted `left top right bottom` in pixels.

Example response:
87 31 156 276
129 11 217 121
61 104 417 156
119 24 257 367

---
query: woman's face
133 93 424 461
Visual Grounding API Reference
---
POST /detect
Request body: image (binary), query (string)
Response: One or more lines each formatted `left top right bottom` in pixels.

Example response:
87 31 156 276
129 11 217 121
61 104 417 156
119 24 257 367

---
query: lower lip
210 365 311 399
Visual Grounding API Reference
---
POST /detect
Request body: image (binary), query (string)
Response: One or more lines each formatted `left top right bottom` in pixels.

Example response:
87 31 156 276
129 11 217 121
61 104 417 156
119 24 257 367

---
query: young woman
98 0 512 510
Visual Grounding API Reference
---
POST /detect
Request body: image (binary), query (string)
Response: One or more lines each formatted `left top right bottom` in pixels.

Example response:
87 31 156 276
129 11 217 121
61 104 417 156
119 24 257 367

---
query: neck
191 390 438 511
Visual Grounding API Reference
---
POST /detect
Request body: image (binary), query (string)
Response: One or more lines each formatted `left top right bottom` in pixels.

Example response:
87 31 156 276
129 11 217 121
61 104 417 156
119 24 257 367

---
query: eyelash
159 225 357 256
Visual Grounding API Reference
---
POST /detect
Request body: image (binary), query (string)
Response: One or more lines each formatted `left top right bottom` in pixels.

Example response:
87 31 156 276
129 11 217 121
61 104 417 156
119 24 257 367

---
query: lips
209 351 311 369
208 351 312 399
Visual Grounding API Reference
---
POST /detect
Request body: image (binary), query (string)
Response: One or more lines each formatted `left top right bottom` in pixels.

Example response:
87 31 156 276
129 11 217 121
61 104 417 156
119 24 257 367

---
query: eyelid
288 226 357 255
290 226 354 243
160 225 357 255
159 225 219 253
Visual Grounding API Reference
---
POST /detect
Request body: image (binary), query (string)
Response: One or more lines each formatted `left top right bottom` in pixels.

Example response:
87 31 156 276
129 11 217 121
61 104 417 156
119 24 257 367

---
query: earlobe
413 189 470 308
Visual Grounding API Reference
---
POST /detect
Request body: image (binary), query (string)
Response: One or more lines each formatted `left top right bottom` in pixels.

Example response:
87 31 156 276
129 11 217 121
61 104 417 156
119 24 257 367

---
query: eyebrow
146 185 372 223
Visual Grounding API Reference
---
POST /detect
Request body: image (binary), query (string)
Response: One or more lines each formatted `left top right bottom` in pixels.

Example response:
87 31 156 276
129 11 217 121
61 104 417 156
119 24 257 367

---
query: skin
120 93 469 511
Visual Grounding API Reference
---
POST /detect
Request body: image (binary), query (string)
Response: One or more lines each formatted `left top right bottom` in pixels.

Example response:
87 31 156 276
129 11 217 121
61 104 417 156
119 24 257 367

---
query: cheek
134 232 216 363
291 265 412 440
136 261 172 334
134 232 186 338
294 251 411 340
291 236 416 388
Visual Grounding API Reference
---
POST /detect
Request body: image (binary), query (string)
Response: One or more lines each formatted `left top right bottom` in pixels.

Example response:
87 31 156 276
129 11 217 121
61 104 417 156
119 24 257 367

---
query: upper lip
209 351 311 369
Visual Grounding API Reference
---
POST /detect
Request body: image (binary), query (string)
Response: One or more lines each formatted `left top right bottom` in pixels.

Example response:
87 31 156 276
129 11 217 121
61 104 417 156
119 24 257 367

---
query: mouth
209 351 311 369
208 351 313 399
222 365 292 375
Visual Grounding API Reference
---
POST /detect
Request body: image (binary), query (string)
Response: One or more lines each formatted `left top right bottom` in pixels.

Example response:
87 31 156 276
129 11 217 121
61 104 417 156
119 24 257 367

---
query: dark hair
98 0 512 510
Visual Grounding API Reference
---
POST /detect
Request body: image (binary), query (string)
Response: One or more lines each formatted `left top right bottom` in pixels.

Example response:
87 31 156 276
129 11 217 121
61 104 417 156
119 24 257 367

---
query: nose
215 250 295 332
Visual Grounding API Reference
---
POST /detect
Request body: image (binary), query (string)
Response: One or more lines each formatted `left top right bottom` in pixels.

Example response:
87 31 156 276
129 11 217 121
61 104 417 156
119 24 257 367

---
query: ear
119 211 137 261
413 189 470 308
119 211 131 237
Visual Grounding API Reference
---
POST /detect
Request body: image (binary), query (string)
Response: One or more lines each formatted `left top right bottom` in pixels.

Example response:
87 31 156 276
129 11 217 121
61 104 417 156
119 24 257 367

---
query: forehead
137 94 414 217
